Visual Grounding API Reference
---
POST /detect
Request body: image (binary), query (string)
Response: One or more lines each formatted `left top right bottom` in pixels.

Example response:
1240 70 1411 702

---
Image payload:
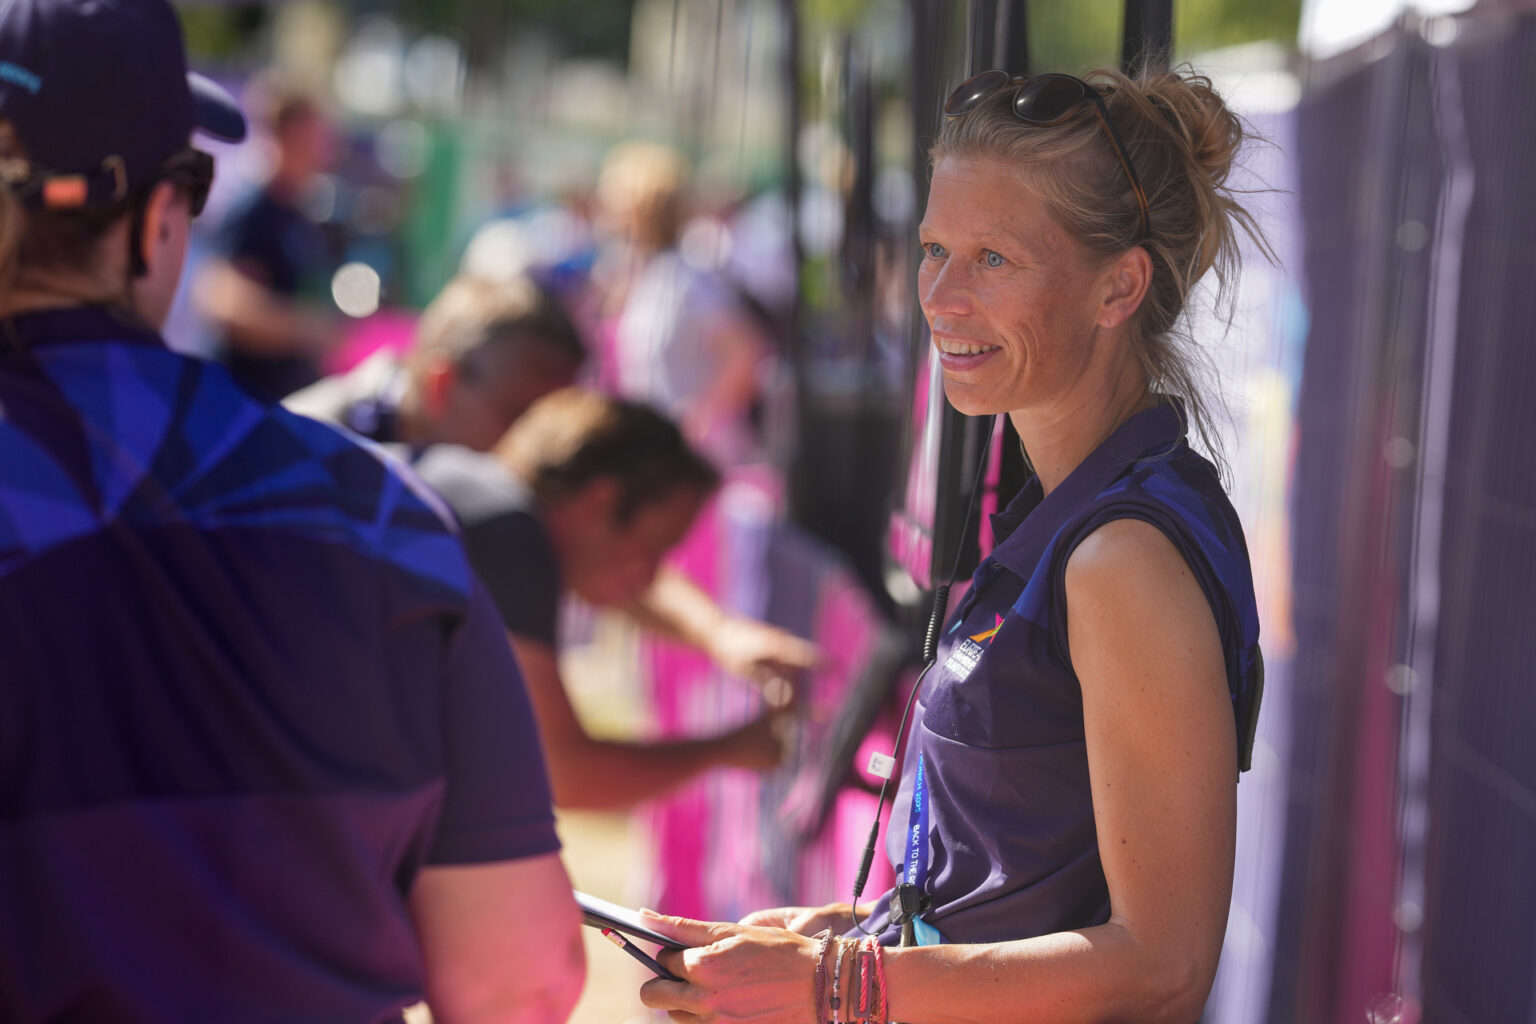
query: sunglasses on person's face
156 148 215 218
944 70 1151 242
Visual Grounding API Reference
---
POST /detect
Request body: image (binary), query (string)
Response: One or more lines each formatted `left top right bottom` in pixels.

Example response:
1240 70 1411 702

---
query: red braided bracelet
856 940 873 1022
858 937 888 1024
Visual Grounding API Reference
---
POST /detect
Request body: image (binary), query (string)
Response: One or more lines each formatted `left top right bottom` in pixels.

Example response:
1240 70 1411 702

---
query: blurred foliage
179 1 1301 74
396 0 637 63
179 0 639 66
178 4 268 62
802 0 878 32
1176 0 1302 53
793 0 1301 73
1030 0 1302 71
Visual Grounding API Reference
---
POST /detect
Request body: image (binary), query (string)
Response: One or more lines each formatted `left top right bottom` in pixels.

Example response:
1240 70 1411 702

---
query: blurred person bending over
194 78 337 400
288 272 585 453
0 2 582 1021
289 279 818 786
447 389 805 807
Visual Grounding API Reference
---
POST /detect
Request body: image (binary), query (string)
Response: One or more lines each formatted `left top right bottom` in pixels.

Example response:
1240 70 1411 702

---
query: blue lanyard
905 565 991 890
903 752 930 890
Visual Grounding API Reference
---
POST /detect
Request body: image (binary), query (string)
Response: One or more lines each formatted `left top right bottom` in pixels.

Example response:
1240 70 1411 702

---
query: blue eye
983 250 1005 267
922 242 946 259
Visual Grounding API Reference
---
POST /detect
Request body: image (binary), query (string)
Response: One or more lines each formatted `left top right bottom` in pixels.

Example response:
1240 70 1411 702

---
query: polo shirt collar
7 304 163 351
986 400 1184 580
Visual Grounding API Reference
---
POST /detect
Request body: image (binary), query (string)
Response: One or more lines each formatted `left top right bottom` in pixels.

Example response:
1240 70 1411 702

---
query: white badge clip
867 751 896 780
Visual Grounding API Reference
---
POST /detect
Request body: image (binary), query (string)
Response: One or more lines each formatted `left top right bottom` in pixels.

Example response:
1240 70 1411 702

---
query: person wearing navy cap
637 66 1267 1024
0 2 584 1021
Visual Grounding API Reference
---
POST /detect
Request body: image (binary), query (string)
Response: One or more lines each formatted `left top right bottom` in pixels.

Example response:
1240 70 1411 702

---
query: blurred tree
178 0 1301 77
398 0 638 64
1176 0 1302 53
802 0 878 31
178 3 268 63
1029 0 1301 72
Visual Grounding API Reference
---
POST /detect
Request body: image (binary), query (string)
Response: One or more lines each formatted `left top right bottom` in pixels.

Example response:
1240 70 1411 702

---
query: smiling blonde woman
636 64 1268 1024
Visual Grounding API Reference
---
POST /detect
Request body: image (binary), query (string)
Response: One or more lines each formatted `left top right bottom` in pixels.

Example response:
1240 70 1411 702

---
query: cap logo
0 62 42 95
43 176 87 208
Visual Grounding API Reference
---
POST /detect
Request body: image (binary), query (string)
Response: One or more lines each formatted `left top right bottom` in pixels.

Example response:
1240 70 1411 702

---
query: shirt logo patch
969 613 1004 644
943 637 987 680
944 614 1004 680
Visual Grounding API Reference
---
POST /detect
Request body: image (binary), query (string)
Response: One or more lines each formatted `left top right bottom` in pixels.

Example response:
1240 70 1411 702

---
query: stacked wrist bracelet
813 930 834 1024
856 937 888 1024
814 934 888 1024
830 937 849 1023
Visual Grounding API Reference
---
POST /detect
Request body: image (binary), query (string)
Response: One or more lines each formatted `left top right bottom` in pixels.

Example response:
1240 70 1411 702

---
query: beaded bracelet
812 930 834 1024
830 938 851 1024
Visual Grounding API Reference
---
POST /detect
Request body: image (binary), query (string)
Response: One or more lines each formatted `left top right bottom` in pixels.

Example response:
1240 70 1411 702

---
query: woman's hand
637 912 819 1024
739 902 856 936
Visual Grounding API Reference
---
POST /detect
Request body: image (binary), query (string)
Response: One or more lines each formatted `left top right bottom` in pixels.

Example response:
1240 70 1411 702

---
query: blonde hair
933 67 1271 472
409 272 584 379
596 141 690 251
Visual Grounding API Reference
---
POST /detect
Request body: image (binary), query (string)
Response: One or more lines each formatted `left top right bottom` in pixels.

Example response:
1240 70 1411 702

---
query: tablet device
575 891 688 950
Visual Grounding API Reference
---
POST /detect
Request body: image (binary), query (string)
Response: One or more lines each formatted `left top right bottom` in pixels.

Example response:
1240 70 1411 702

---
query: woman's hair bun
1138 69 1245 190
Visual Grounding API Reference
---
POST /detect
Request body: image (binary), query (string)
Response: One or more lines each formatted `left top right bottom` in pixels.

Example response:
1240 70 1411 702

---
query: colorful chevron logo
969 613 1004 645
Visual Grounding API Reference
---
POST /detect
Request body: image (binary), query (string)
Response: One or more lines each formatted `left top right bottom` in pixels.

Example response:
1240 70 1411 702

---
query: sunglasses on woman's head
944 70 1151 242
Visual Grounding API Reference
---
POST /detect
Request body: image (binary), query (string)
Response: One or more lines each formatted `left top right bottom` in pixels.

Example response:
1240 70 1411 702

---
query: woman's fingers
640 909 745 948
738 906 795 928
640 975 702 1015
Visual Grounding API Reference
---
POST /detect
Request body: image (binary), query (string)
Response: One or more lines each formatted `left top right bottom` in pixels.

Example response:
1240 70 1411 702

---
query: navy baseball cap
0 0 246 210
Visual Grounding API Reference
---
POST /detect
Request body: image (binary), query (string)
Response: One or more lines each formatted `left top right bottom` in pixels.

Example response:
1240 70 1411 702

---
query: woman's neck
1010 366 1153 496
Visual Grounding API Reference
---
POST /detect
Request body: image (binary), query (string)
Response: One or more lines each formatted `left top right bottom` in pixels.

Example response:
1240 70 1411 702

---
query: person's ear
420 357 459 416
1096 244 1153 330
135 181 180 279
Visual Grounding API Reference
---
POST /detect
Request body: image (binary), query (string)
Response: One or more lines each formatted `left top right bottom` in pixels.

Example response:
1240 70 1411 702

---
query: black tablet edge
574 890 688 950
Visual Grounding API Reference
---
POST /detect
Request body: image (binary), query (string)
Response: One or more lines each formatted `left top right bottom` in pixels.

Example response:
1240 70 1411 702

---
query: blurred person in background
589 143 812 926
195 76 339 400
637 65 1265 1024
591 140 772 467
289 282 817 808
417 388 804 809
0 2 583 1021
288 272 586 453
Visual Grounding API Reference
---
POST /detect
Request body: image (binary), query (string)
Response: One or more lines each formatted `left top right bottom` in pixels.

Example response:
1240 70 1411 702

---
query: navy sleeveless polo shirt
866 401 1262 946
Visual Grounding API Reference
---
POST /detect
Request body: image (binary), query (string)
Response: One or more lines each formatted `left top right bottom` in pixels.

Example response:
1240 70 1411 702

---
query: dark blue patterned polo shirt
0 308 559 1022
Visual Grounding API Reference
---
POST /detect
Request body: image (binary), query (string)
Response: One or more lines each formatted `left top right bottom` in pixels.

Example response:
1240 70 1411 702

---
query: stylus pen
600 927 684 982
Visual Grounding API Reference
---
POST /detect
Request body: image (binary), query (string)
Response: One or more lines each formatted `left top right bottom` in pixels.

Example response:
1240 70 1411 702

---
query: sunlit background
168 2 1536 1023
